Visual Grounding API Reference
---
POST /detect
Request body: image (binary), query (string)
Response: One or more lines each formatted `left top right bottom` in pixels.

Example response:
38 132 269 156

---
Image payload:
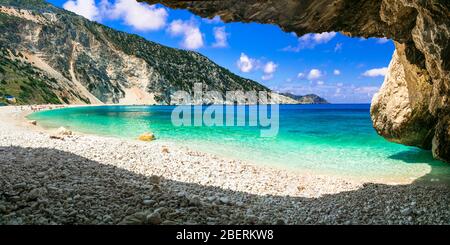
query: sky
46 0 395 103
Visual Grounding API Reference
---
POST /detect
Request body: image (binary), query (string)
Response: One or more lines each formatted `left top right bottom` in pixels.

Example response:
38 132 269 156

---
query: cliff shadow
0 146 449 225
388 149 450 184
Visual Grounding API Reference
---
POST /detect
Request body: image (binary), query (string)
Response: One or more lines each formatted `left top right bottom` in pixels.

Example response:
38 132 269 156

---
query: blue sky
47 0 395 103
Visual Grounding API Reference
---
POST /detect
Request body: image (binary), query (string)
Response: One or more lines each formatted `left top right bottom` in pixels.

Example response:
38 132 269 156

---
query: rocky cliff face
143 0 450 162
0 0 295 106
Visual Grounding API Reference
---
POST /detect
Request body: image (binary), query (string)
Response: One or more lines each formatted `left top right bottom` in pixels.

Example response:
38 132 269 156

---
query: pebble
56 127 72 136
36 172 46 178
189 195 201 206
154 207 169 215
161 220 177 225
0 106 449 225
143 199 155 206
219 197 230 205
245 215 258 224
119 212 146 225
275 218 286 225
400 208 412 216
27 187 47 201
146 212 162 225
149 175 160 185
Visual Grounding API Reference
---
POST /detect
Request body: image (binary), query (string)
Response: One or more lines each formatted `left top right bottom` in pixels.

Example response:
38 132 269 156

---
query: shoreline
18 104 408 185
4 105 365 195
1 105 449 224
22 104 434 185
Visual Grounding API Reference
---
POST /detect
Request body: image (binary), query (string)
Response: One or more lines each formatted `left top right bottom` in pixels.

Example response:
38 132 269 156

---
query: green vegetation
104 28 269 92
0 47 62 105
0 0 52 10
97 22 269 103
0 0 272 105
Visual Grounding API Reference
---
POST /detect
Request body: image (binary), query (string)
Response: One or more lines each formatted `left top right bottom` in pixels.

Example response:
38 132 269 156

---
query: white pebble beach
0 106 449 225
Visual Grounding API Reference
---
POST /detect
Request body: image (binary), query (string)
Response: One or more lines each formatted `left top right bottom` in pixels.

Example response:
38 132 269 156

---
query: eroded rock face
142 0 450 162
371 44 435 150
0 1 277 105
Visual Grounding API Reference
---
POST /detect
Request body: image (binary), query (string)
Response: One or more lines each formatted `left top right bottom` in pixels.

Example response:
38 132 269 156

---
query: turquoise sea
28 104 450 184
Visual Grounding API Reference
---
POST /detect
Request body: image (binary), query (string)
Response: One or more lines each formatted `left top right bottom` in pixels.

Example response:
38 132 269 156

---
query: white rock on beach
56 127 72 136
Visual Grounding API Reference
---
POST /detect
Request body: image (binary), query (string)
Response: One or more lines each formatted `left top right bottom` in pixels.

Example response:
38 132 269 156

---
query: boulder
149 175 161 185
138 132 155 142
119 212 147 225
56 127 72 136
146 212 162 225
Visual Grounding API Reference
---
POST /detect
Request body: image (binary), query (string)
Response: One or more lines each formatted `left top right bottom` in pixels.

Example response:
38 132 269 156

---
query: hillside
280 93 329 104
0 0 293 105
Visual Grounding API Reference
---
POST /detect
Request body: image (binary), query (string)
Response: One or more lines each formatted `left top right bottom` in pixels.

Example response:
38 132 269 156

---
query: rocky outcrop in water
143 0 450 162
280 93 328 104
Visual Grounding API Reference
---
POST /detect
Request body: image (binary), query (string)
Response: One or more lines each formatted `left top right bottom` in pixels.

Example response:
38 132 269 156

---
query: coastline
2 105 365 196
1 105 449 224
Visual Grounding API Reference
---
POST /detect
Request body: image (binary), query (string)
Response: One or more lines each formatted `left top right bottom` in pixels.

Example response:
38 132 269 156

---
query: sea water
28 104 450 184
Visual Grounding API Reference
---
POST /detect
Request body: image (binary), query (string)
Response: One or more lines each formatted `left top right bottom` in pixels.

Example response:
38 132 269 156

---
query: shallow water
28 104 450 184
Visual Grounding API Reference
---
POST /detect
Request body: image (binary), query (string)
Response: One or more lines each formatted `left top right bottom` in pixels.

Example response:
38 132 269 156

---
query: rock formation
142 0 449 162
138 132 156 142
0 0 295 106
280 93 329 104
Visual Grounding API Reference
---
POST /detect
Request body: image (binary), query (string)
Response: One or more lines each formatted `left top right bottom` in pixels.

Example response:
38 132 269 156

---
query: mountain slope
0 47 64 104
0 0 292 105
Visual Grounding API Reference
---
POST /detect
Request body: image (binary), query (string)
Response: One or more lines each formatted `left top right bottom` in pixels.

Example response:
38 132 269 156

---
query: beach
0 106 449 225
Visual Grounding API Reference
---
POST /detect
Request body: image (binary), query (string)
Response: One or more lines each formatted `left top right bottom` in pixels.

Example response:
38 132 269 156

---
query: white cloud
307 69 322 80
236 53 256 73
261 61 278 80
309 32 337 43
360 37 391 44
212 26 229 48
334 43 343 52
263 61 277 74
64 0 168 31
376 37 390 44
63 0 100 21
101 0 168 31
272 82 382 103
168 19 204 50
283 32 337 52
362 67 388 77
203 16 222 24
262 74 274 81
297 72 305 78
333 69 341 75
354 86 379 94
354 86 379 97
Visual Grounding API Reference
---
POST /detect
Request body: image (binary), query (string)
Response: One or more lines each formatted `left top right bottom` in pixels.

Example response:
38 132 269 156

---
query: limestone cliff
143 0 450 162
0 0 295 106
